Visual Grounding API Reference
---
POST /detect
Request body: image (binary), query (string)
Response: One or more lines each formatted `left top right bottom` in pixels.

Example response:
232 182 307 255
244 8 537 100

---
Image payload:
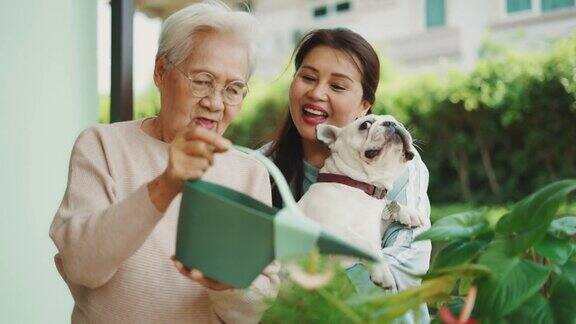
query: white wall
490 7 576 51
252 0 576 78
0 0 97 322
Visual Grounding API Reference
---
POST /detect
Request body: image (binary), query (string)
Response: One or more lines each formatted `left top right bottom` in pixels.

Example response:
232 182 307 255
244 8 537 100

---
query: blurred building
253 0 576 77
138 0 576 78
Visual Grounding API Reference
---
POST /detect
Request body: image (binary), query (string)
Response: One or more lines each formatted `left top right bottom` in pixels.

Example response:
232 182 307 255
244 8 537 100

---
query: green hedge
225 36 576 204
102 36 576 203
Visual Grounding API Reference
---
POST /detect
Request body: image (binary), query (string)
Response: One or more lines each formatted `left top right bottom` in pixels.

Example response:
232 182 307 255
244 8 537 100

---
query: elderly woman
49 2 279 323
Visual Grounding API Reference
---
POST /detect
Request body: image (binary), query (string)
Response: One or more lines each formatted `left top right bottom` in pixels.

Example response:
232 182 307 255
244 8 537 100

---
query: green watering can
175 145 380 288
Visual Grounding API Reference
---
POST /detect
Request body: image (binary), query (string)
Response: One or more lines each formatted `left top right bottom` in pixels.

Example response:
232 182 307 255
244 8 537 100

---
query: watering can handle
234 145 380 262
233 145 299 210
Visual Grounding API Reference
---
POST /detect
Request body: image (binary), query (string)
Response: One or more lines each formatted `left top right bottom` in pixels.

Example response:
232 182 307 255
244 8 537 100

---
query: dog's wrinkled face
316 114 415 183
357 115 415 163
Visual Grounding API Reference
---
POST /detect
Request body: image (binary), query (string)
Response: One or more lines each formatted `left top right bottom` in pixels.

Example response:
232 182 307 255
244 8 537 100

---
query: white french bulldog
297 114 422 287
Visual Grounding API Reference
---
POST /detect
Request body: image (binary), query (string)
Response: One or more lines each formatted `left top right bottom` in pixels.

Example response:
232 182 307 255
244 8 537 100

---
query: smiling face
289 46 371 144
154 30 249 141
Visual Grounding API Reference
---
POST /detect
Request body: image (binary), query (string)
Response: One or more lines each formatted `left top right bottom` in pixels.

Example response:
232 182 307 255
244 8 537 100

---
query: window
336 2 351 12
541 0 575 11
426 0 446 28
507 0 532 13
313 6 328 18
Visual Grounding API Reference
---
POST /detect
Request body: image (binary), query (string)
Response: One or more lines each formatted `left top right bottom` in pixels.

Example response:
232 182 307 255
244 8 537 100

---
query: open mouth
194 117 218 130
302 104 328 125
362 130 405 160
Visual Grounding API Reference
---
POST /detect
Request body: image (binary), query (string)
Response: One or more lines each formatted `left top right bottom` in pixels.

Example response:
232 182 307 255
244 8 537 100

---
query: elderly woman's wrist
148 173 182 212
162 171 184 192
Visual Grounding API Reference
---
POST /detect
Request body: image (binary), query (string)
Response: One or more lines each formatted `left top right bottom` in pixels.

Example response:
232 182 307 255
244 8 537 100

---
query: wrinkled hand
162 124 232 193
171 256 236 291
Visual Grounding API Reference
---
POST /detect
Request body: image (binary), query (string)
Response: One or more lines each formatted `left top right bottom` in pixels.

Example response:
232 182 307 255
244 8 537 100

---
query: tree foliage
106 36 576 203
225 36 576 203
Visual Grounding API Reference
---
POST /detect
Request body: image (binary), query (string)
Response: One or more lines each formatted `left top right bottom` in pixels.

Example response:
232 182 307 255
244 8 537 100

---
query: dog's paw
382 201 400 220
370 263 394 289
388 200 400 213
409 210 422 227
399 211 422 228
393 203 422 228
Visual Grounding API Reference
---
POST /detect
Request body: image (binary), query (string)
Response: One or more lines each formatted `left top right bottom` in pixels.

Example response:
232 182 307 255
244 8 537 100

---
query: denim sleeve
380 154 432 323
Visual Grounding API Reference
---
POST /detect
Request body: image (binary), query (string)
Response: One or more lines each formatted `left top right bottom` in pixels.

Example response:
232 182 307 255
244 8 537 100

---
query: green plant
262 180 576 323
415 179 576 323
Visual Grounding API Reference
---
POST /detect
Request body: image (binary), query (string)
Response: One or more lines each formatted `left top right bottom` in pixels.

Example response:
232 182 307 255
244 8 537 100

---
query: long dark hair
266 28 380 208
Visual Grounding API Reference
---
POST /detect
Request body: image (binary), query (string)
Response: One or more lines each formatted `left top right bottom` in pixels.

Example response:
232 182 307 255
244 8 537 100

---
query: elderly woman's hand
172 256 236 291
148 124 232 212
165 124 231 189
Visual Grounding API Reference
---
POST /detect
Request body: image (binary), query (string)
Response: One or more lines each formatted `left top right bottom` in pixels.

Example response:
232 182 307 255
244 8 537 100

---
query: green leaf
432 238 490 269
558 259 576 286
347 276 454 309
445 297 465 317
483 318 509 324
548 216 576 238
508 293 554 324
534 234 575 265
475 241 552 318
550 262 576 324
423 263 492 280
496 180 576 255
497 180 576 233
416 210 490 242
458 276 474 296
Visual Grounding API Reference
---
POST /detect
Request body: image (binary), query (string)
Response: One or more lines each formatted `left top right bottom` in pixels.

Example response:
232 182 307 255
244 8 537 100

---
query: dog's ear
405 150 415 161
316 124 341 147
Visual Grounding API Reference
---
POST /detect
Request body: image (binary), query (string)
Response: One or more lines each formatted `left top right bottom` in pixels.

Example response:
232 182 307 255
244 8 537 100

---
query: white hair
156 0 259 77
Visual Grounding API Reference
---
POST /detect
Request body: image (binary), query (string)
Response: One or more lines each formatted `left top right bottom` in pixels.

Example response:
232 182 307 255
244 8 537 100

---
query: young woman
265 28 431 323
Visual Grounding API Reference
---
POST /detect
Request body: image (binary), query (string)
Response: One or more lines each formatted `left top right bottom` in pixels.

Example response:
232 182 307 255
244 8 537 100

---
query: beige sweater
50 119 280 323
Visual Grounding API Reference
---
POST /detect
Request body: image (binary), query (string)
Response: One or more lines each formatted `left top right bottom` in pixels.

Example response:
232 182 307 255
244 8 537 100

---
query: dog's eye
359 120 372 131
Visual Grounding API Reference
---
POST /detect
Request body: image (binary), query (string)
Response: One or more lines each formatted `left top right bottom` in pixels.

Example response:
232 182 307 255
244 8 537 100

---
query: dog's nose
382 121 396 128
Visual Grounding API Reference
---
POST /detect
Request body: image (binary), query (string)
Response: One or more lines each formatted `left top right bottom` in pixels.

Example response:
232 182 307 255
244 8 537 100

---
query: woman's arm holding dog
379 154 432 292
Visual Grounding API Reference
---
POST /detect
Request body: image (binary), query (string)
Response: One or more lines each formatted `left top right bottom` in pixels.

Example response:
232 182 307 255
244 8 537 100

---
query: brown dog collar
316 173 388 199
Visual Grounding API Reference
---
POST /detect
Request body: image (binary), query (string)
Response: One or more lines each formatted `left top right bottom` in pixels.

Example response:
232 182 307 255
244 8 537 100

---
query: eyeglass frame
168 61 249 105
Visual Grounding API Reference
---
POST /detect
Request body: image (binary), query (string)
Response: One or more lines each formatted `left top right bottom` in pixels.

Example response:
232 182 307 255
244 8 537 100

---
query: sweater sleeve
207 162 281 323
49 128 163 289
207 261 281 323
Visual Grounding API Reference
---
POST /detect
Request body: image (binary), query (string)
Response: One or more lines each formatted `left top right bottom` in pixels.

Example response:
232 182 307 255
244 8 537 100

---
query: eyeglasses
170 62 248 105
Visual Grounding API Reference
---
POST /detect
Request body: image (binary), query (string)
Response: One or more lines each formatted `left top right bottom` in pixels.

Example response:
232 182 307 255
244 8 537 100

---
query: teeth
303 107 327 117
